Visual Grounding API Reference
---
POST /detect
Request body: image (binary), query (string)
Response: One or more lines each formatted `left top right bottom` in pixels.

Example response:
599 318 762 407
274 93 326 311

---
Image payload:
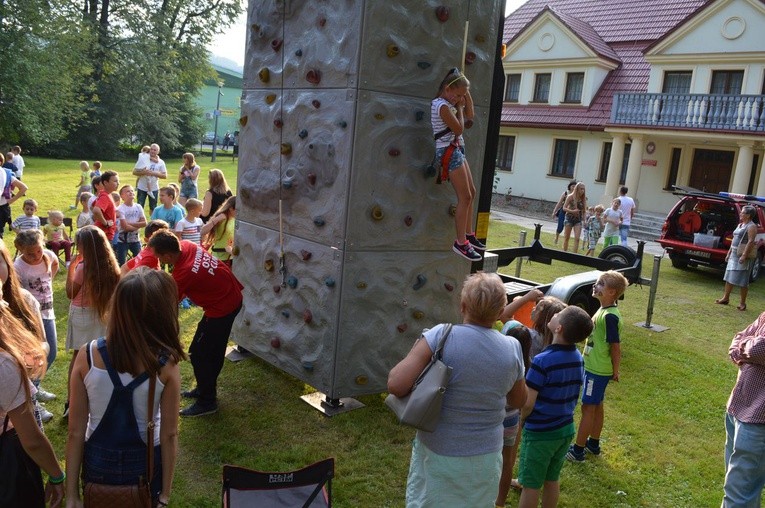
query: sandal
737 304 747 311
510 479 523 491
715 298 729 305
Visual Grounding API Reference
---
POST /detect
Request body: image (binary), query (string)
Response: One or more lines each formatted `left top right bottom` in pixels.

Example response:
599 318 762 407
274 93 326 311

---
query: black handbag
0 413 46 507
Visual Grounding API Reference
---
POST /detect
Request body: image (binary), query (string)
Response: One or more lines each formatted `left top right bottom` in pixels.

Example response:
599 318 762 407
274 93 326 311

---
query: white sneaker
36 388 57 402
39 406 54 423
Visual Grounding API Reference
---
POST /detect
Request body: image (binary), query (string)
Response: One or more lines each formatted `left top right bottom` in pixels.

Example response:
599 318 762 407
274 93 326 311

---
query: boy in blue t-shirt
150 186 184 229
567 270 628 462
518 305 593 508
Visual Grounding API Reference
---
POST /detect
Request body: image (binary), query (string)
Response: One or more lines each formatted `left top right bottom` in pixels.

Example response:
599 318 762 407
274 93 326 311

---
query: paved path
490 210 666 257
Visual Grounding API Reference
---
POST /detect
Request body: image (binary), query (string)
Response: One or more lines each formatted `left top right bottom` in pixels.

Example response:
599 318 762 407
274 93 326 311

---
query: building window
596 142 631 183
662 71 692 94
496 136 515 172
664 147 682 190
710 70 744 94
563 72 584 103
505 74 521 102
532 73 551 102
550 139 578 177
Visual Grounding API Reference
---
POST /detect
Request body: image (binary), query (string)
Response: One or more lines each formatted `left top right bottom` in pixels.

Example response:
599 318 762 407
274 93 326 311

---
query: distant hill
210 54 243 74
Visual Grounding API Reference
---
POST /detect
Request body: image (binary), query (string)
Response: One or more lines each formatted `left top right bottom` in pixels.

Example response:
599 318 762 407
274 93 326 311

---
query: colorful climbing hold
306 69 321 85
313 217 325 227
274 118 283 128
270 337 281 348
371 205 384 221
374 113 385 120
273 285 281 293
435 6 449 22
357 281 367 289
239 115 248 127
464 52 476 65
388 148 400 157
281 310 290 318
265 94 277 105
417 61 431 69
298 130 308 140
397 323 408 333
415 110 425 121
318 17 326 28
465 119 474 129
355 375 368 385
404 215 413 227
475 34 486 43
287 276 298 289
444 283 454 292
448 204 457 216
258 68 270 83
412 274 427 290
303 309 313 324
302 361 314 371
386 44 400 58
264 259 274 271
337 120 347 128
324 277 335 287
271 39 283 51
295 49 303 57
311 99 321 109
307 173 317 186
280 143 292 155
300 250 312 261
412 310 424 320
424 163 437 178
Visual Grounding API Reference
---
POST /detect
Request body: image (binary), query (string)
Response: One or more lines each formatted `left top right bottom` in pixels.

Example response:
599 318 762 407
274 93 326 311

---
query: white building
496 0 765 215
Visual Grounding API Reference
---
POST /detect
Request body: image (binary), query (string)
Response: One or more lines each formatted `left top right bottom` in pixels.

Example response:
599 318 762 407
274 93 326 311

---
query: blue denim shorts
435 145 466 172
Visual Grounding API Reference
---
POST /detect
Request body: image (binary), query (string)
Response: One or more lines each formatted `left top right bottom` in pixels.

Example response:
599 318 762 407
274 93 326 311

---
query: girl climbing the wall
432 68 484 262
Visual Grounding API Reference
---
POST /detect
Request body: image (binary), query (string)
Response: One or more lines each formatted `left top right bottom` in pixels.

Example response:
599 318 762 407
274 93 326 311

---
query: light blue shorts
434 145 466 173
406 437 501 507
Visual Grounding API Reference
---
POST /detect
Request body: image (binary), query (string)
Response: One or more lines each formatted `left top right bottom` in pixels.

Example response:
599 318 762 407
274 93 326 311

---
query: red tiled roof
504 0 709 43
546 7 620 63
501 42 650 130
501 0 711 130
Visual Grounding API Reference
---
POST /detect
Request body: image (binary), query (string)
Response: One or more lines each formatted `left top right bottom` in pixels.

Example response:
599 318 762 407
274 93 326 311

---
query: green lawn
4 156 762 506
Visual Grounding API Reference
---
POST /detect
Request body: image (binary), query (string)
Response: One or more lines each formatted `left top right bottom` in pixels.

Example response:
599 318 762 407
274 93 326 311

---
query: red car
658 187 765 281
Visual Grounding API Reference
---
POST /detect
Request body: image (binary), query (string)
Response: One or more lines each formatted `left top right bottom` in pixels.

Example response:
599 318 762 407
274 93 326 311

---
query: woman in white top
0 295 65 507
65 268 187 507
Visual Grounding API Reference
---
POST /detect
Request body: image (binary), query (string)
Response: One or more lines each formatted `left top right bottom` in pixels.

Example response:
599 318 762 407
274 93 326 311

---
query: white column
730 143 754 195
756 152 765 198
624 134 644 203
602 133 627 206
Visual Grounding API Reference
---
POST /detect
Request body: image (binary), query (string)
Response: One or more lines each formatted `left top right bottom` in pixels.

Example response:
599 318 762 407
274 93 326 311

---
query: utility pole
212 83 223 162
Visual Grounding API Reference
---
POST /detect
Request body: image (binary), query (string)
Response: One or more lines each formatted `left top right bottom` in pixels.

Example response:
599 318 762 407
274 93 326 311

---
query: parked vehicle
657 186 765 281
202 131 222 144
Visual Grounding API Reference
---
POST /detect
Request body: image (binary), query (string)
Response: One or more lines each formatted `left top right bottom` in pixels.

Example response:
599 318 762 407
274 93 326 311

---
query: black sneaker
566 444 586 463
62 401 69 419
452 241 482 261
179 402 218 417
181 388 200 399
584 438 601 456
466 234 486 251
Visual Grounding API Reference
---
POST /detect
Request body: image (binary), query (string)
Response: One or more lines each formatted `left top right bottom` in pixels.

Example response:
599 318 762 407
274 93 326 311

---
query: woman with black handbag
0 292 65 507
388 272 528 507
65 268 187 507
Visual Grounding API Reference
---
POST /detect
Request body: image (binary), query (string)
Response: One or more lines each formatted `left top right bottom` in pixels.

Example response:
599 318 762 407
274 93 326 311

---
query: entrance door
689 149 734 193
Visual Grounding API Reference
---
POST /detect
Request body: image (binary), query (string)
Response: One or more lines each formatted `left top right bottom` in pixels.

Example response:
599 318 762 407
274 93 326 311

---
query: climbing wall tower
233 0 504 399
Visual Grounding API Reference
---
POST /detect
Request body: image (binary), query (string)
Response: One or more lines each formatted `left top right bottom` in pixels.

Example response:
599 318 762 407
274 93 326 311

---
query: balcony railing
610 93 765 132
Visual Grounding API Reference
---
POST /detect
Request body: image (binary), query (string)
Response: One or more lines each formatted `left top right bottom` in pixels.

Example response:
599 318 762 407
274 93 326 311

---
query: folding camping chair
222 458 334 507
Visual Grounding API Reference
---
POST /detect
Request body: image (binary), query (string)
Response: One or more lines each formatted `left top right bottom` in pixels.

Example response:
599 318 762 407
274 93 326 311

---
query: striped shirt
525 344 585 432
728 311 765 423
174 217 203 245
12 214 40 231
431 97 458 149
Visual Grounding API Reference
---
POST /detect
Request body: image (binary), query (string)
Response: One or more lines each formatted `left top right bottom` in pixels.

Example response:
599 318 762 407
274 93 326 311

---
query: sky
208 0 528 70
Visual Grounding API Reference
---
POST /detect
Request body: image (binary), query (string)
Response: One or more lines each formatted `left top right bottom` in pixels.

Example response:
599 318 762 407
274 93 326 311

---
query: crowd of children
2 152 236 423
492 270 628 508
